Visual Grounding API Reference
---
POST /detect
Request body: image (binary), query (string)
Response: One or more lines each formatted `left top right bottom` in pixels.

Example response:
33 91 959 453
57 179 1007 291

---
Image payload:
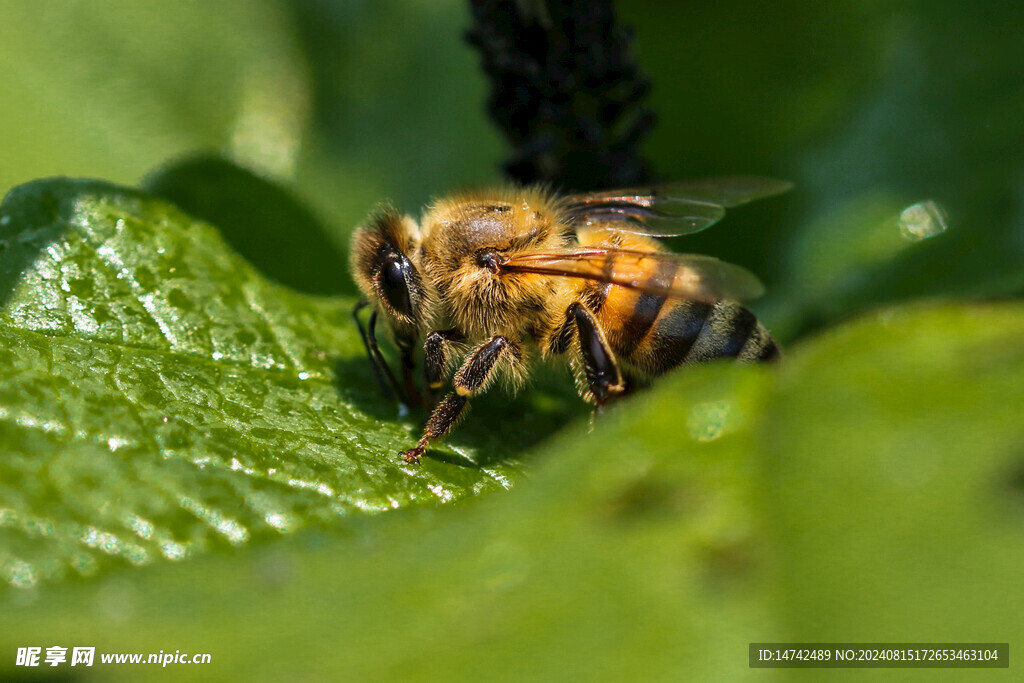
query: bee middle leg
401 335 519 464
569 302 626 409
423 328 464 407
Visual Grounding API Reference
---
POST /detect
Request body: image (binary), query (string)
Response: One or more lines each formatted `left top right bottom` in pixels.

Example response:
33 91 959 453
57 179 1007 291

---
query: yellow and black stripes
686 300 777 363
615 298 778 376
538 248 778 406
613 256 677 358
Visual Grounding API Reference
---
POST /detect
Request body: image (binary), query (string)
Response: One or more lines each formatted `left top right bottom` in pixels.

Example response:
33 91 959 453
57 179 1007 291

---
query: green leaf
764 304 1024 643
0 178 571 587
3 303 1022 680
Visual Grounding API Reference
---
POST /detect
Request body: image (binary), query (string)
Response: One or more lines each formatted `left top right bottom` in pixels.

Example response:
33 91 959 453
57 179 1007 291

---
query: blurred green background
1 0 1023 680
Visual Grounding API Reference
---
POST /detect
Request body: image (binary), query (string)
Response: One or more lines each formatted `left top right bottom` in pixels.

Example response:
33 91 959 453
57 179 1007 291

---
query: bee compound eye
380 252 414 318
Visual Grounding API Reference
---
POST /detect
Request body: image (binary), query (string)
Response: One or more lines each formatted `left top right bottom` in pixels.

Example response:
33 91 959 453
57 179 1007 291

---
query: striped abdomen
589 282 779 377
570 228 778 376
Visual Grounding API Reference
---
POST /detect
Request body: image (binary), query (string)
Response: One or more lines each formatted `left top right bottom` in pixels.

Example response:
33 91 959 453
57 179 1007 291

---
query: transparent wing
501 247 765 302
565 175 792 237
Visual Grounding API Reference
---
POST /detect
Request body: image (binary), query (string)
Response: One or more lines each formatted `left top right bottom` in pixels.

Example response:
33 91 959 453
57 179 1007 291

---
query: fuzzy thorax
419 186 570 340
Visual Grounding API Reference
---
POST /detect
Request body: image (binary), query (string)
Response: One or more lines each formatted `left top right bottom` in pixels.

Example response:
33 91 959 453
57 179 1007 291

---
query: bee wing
565 176 792 237
501 247 765 302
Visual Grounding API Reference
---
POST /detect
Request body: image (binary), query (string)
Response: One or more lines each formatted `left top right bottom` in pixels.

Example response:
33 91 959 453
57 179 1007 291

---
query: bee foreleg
569 302 626 407
401 335 517 464
352 299 406 406
423 328 464 407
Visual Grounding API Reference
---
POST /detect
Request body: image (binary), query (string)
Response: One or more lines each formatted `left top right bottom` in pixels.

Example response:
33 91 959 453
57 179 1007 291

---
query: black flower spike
466 0 657 191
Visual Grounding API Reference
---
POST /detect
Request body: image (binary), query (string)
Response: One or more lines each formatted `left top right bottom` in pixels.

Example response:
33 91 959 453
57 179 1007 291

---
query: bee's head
349 207 427 332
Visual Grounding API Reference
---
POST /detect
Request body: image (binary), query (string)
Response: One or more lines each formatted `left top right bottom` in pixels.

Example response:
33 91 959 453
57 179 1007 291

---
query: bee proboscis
350 176 790 463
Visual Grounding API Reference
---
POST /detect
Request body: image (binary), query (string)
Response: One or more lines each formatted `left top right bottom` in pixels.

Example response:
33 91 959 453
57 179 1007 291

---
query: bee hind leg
402 335 519 464
569 303 626 410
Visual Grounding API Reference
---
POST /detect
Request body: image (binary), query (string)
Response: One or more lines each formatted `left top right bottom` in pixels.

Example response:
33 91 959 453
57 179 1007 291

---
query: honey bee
350 177 790 463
